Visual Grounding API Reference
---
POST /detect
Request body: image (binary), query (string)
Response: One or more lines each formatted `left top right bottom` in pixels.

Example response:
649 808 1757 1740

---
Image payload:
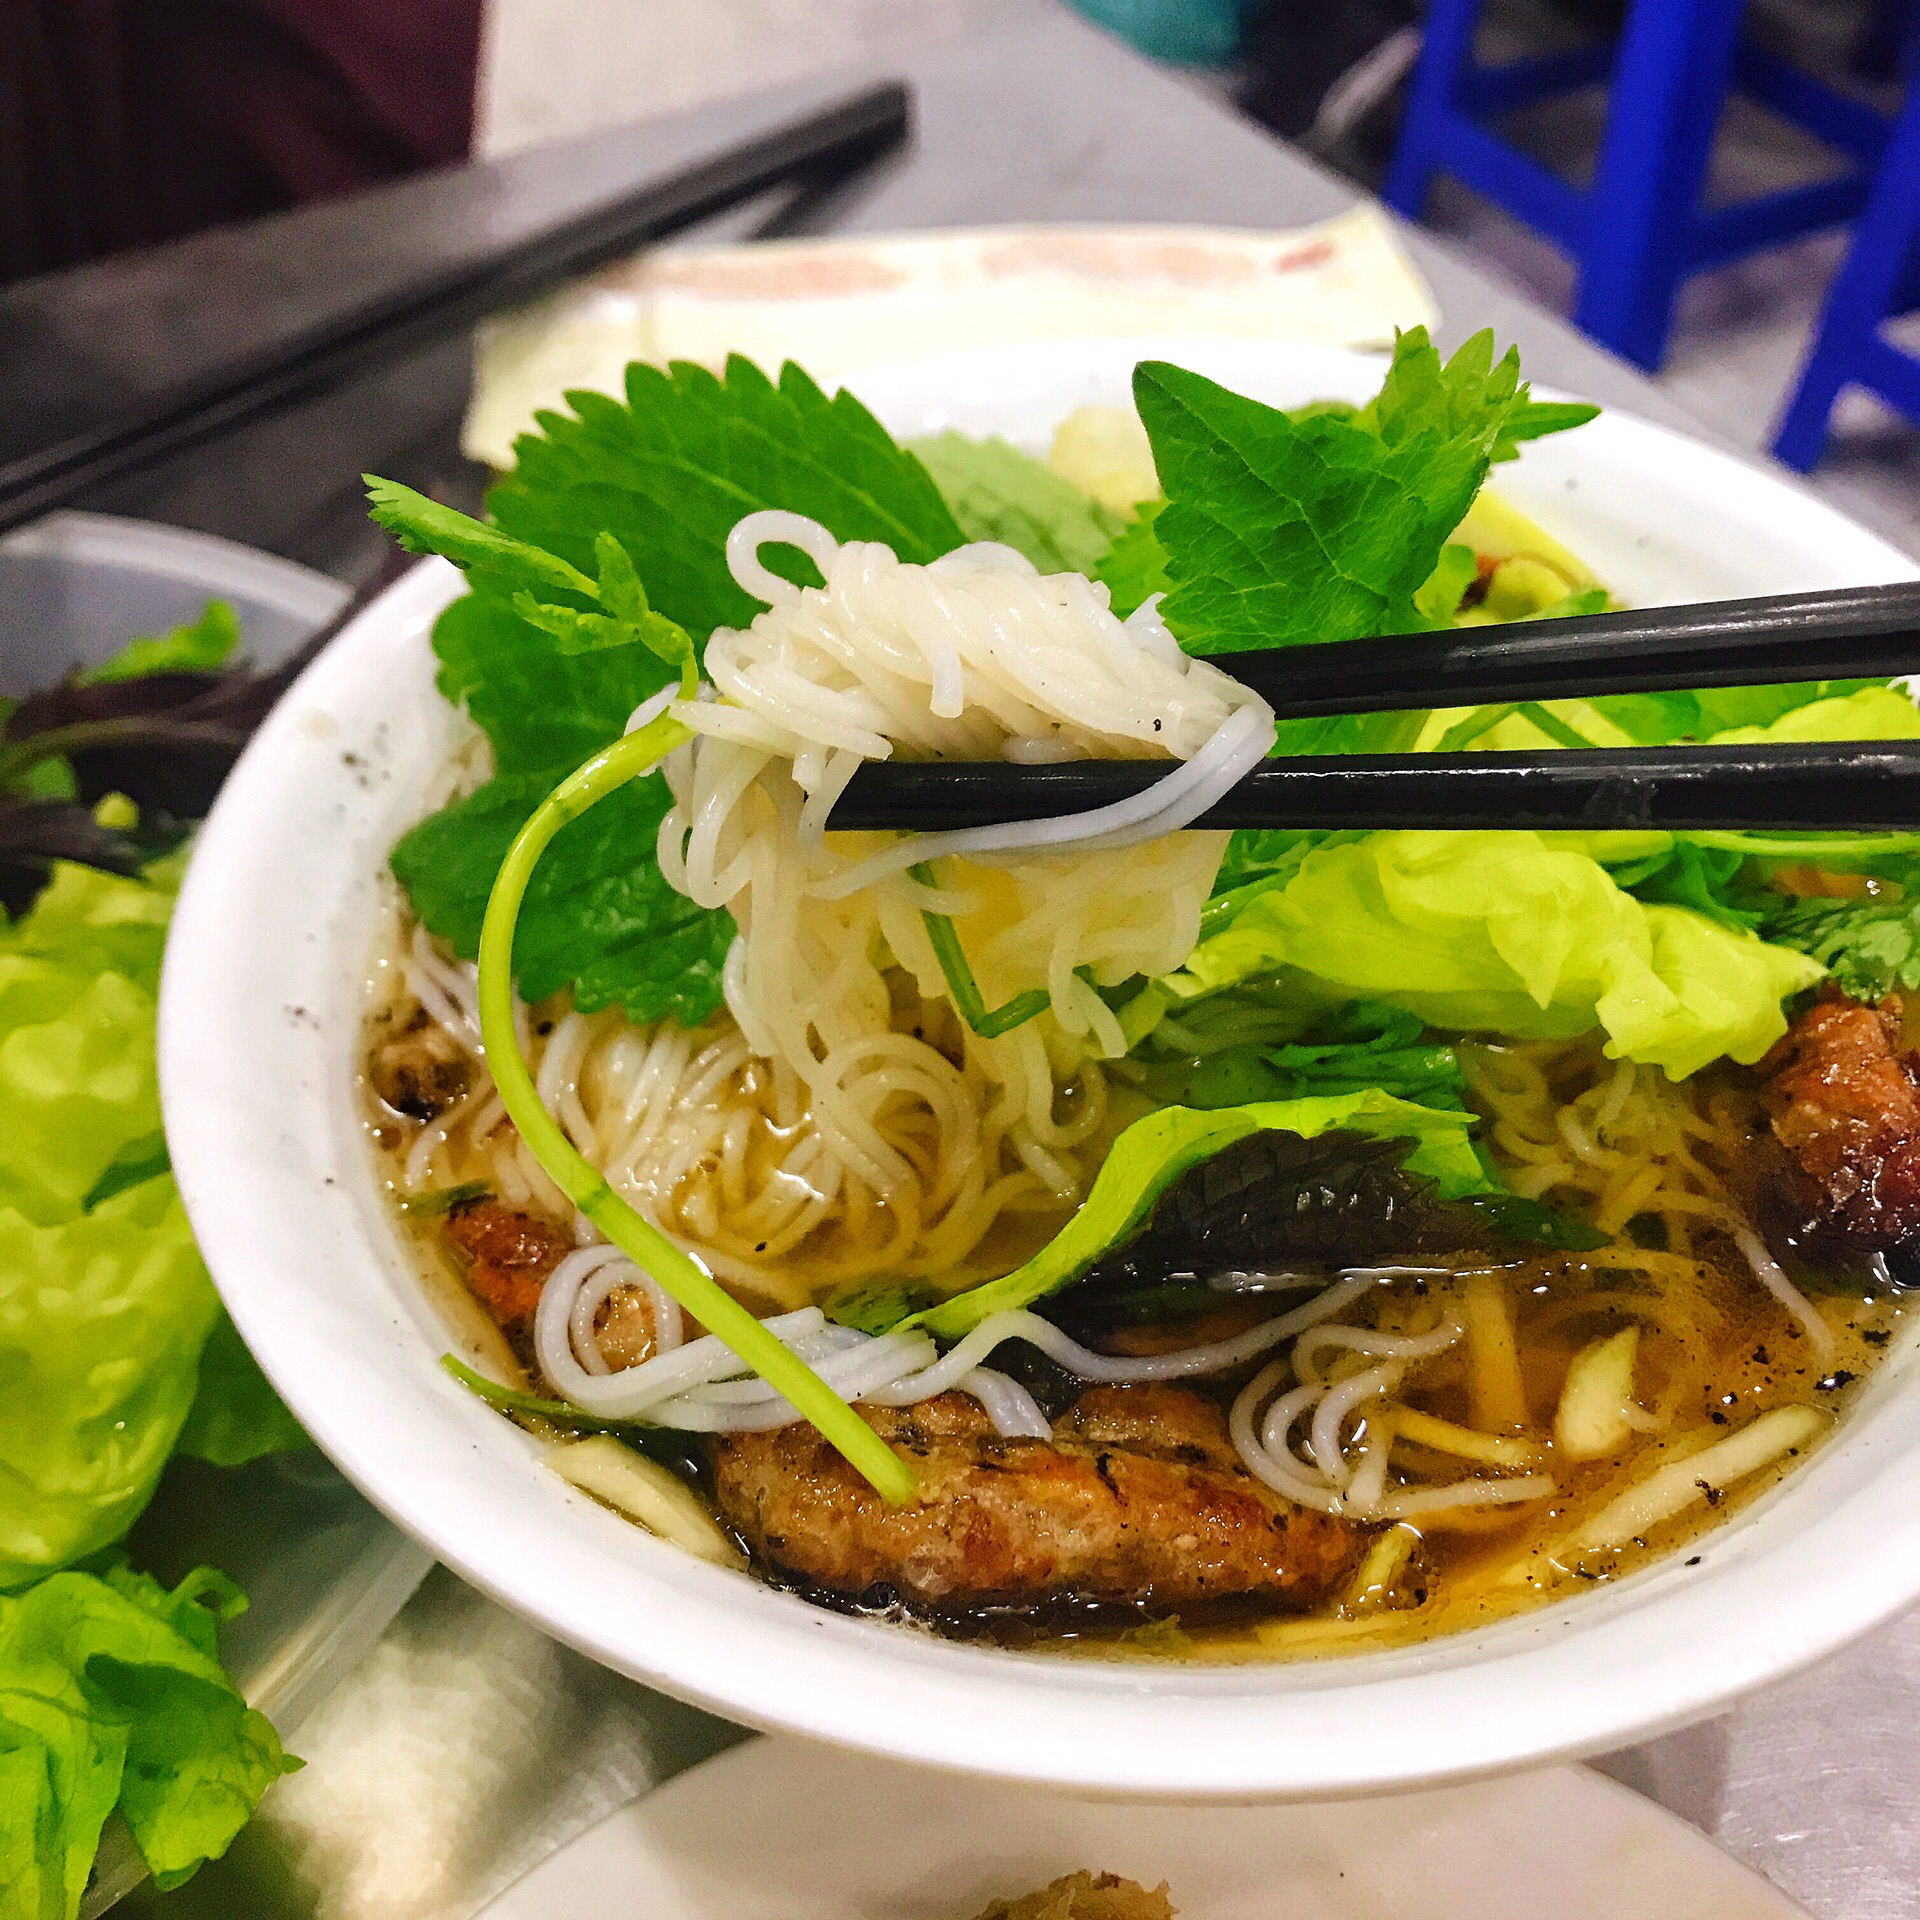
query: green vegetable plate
0 511 432 1920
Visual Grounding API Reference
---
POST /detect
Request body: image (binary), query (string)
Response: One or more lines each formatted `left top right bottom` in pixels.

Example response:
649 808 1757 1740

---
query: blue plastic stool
1385 0 1893 370
1774 81 1920 470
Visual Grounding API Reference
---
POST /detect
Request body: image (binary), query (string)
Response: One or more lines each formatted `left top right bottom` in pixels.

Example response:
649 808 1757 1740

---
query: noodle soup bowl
163 338 1920 1797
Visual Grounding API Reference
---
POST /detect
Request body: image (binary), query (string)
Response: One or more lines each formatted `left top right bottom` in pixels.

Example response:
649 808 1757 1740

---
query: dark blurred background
1 0 482 283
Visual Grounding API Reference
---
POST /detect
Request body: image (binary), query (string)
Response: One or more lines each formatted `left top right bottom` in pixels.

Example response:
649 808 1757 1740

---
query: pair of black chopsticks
0 83 909 539
828 581 1920 834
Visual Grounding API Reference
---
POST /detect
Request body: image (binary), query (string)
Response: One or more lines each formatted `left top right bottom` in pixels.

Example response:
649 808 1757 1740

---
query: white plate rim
473 1735 1810 1920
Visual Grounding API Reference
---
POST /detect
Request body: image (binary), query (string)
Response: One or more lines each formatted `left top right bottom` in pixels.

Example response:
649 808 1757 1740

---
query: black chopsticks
0 82 909 538
826 581 1920 834
1218 580 1920 718
831 741 1920 834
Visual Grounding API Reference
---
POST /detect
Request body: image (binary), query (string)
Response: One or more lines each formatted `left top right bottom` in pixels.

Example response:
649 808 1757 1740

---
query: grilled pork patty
710 1383 1360 1614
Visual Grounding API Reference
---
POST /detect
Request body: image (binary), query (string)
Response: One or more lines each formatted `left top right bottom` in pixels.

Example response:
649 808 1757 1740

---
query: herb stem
910 860 1053 1037
478 714 916 1506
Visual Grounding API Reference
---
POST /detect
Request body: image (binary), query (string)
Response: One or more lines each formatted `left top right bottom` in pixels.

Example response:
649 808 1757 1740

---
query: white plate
478 1739 1808 1920
162 336 1920 1799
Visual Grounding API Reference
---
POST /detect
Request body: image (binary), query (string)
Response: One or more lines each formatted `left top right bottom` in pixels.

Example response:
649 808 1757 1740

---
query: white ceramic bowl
162 339 1920 1799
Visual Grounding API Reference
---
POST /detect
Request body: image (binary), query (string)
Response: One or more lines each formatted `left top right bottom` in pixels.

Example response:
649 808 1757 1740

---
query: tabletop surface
5 8 1900 1919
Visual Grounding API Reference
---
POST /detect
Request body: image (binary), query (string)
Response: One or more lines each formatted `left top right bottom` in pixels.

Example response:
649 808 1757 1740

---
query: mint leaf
488 356 965 644
390 769 732 1025
908 432 1126 573
1134 327 1590 655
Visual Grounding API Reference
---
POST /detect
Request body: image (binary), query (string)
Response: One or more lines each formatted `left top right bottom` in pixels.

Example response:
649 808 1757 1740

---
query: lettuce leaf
908 433 1126 573
1169 831 1824 1079
1131 328 1596 656
174 1314 309 1469
0 1180 217 1589
0 860 173 1227
899 1091 1486 1339
0 1561 296 1916
0 859 306 1585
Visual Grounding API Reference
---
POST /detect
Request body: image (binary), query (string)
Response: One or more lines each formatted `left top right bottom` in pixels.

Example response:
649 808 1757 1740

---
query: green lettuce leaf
901 1091 1486 1339
174 1314 309 1469
389 767 732 1025
0 860 247 1587
0 1562 296 1917
1423 677 1917 757
1133 327 1595 656
1704 682 1920 745
908 433 1126 573
1169 831 1824 1078
0 1179 216 1591
0 860 173 1227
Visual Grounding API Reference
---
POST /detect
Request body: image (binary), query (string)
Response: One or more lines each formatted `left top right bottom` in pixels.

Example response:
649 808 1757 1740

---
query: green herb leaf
908 432 1127 573
379 358 966 1023
365 477 598 602
1490 398 1602 461
1757 889 1920 1002
79 602 241 686
898 1091 1488 1339
488 356 965 644
173 1312 309 1468
389 768 732 1025
0 1562 297 1912
1139 1001 1471 1112
429 585 674 780
399 1180 491 1218
1134 327 1591 656
1093 498 1171 618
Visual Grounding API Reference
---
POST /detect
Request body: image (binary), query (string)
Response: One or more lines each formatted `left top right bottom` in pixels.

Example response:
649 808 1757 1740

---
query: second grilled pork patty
1761 988 1920 1250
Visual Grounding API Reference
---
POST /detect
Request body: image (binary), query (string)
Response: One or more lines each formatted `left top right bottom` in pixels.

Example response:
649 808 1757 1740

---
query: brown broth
360 955 1912 1664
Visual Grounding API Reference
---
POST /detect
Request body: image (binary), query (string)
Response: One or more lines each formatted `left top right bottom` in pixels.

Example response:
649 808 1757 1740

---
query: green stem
910 860 1052 1037
478 713 916 1506
1432 703 1521 753
1685 830 1920 857
1513 702 1598 750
